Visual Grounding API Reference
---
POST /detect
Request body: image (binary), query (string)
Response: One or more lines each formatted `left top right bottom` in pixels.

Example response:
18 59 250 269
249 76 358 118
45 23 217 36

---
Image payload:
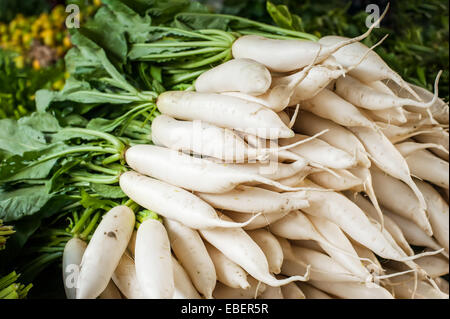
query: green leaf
0 119 47 156
18 113 61 133
90 184 127 199
0 186 53 222
0 144 67 182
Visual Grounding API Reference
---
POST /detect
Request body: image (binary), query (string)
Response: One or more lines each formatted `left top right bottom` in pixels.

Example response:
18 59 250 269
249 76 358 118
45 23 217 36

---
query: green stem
166 69 206 85
149 26 218 41
102 153 121 165
132 40 229 48
70 174 119 184
138 47 224 60
82 162 121 175
60 128 124 150
175 12 319 41
175 49 231 69
80 212 101 239
199 29 236 43
71 208 94 234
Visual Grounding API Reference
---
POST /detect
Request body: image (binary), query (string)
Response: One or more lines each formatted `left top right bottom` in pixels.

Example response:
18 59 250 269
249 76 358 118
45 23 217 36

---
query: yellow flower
32 59 41 71
14 56 25 69
94 0 102 7
63 35 72 48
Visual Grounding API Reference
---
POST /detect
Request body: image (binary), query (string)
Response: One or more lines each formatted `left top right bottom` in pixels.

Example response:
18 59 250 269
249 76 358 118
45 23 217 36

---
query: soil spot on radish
107 231 117 239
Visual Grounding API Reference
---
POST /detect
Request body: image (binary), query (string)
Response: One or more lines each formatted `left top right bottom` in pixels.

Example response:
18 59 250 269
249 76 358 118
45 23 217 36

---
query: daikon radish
224 210 290 230
199 213 310 287
119 171 261 229
112 253 143 299
197 186 308 214
301 88 374 128
156 91 294 139
335 73 441 110
414 130 449 161
279 134 357 169
415 180 449 253
280 280 306 299
231 7 387 72
195 58 271 95
213 277 266 299
204 241 249 289
125 145 316 193
62 237 87 299
308 169 363 191
135 219 174 299
76 206 135 299
348 126 427 210
172 256 202 299
164 218 216 298
346 192 414 256
386 272 448 299
309 280 394 299
259 285 284 299
293 111 371 168
386 255 449 278
247 229 284 274
369 168 432 235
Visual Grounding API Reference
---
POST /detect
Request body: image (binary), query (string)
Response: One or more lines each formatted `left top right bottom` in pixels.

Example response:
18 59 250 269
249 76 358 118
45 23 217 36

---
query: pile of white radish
63 9 450 299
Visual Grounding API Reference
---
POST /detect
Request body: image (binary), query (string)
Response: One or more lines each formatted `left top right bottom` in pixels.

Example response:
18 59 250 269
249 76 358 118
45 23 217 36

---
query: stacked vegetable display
0 0 448 299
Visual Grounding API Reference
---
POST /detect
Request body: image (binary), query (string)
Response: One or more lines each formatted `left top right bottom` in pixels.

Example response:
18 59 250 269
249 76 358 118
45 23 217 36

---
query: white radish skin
384 210 444 253
135 219 174 299
403 150 449 189
98 280 122 299
415 180 449 253
172 256 202 299
259 286 284 299
287 65 347 103
369 168 432 236
297 283 332 299
386 272 449 299
278 111 291 126
299 180 419 261
387 255 449 279
309 280 394 299
395 141 448 158
386 81 449 124
164 219 216 299
368 107 407 125
293 111 371 168
335 74 440 110
280 134 357 169
224 210 290 230
221 51 319 112
213 277 266 299
435 277 449 295
62 237 87 299
156 91 294 139
415 130 449 161
301 88 374 128
319 34 420 100
292 240 326 253
247 229 283 274
119 171 260 229
112 253 144 299
348 126 427 210
197 186 308 214
151 115 252 163
125 145 312 193
204 241 249 289
127 230 137 258
281 246 361 283
352 241 382 272
264 167 315 190
76 206 135 299
231 10 386 73
378 122 436 144
195 58 271 95
308 169 362 191
200 213 310 287
347 192 414 256
270 210 369 274
307 215 372 282
280 280 305 299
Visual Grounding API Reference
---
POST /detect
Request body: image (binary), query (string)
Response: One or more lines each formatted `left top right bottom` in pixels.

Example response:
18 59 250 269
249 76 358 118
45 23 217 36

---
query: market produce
0 0 448 300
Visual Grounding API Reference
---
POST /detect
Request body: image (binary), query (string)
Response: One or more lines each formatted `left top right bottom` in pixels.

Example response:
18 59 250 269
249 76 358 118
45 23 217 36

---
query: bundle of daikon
62 5 449 299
